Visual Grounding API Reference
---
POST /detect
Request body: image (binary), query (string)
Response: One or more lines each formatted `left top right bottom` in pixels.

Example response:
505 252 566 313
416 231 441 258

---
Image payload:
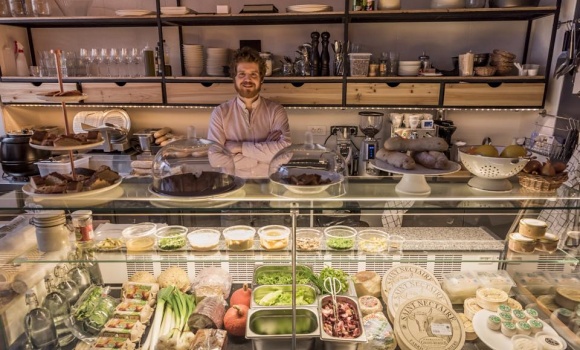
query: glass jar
8 0 31 16
31 0 49 16
0 0 11 16
71 210 94 242
30 210 70 252
259 52 272 77
379 58 387 76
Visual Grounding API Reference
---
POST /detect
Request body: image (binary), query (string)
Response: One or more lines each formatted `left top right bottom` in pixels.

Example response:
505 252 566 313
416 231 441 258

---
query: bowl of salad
155 225 188 250
324 226 357 250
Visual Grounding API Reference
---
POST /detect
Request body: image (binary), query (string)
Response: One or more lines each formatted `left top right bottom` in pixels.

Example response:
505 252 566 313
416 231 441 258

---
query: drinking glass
120 48 131 77
90 48 103 76
387 51 399 76
79 48 91 76
130 48 142 77
110 48 121 77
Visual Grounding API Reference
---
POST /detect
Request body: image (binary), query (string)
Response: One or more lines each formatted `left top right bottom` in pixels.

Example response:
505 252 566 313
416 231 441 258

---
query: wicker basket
475 66 497 76
518 172 568 192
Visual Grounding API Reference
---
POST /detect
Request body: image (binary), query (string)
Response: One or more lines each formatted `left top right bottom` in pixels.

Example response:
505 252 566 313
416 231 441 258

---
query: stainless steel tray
252 264 313 287
318 295 367 350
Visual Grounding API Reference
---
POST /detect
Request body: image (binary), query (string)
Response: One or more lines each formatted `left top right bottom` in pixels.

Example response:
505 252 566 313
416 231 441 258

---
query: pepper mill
310 31 320 76
321 31 330 76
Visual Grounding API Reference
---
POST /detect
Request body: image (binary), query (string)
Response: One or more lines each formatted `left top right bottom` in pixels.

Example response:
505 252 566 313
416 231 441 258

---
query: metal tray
318 295 367 350
246 307 320 350
251 284 317 308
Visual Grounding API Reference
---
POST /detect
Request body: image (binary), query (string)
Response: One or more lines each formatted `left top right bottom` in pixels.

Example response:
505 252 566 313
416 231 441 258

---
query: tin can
71 210 94 242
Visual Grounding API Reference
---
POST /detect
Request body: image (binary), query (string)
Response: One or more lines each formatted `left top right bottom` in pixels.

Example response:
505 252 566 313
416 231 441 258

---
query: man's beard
235 82 261 99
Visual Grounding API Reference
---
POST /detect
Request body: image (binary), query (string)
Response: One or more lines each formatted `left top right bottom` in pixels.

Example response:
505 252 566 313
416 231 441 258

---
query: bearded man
207 47 291 179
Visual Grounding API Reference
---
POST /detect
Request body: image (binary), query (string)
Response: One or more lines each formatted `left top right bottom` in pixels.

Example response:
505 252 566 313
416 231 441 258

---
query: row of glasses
37 50 78 77
79 47 143 77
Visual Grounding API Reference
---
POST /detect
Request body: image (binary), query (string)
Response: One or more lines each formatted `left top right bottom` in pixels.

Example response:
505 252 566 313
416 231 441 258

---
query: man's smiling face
234 62 263 99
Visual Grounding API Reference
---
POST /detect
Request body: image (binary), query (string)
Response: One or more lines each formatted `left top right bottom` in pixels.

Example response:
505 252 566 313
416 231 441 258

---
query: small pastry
498 304 511 313
499 311 513 322
501 321 517 337
512 309 527 322
524 307 539 320
487 315 501 331
516 320 531 335
528 318 544 334
507 297 523 310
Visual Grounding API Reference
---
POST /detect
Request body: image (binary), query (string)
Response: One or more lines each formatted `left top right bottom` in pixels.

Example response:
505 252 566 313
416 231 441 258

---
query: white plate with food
115 9 153 16
148 176 245 202
371 158 461 176
37 93 88 103
22 178 123 199
472 309 558 350
29 140 104 151
270 169 344 195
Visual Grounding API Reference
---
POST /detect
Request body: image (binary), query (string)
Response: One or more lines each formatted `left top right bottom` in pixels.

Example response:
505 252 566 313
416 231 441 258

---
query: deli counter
1 175 579 350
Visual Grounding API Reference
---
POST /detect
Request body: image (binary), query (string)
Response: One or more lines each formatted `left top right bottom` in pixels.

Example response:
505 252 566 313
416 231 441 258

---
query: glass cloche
151 127 243 198
268 132 347 197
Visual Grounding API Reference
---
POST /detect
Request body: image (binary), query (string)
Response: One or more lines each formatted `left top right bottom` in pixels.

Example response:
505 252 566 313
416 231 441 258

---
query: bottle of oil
143 43 155 76
24 290 60 349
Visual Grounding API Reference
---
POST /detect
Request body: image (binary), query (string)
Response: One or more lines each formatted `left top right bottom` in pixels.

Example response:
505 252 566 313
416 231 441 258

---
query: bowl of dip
122 222 157 252
223 225 256 251
188 229 221 251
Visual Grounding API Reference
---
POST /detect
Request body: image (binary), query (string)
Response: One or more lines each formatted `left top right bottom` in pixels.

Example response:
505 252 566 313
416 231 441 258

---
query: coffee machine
358 111 384 176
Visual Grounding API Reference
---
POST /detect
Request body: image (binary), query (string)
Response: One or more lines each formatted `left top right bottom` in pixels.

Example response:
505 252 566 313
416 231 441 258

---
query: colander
458 146 530 191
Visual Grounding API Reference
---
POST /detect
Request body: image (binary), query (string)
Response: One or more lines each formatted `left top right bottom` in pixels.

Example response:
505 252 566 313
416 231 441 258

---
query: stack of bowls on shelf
490 49 517 76
398 60 421 76
206 47 230 76
182 44 204 76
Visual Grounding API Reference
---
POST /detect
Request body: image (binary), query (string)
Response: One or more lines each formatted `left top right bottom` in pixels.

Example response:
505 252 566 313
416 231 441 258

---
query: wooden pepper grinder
310 31 320 76
321 31 330 76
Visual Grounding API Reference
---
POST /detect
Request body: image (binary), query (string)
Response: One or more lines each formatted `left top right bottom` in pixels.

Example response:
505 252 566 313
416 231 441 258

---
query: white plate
29 139 104 151
150 188 245 209
26 186 125 209
287 4 332 12
22 178 123 199
371 158 461 176
160 6 193 15
115 9 153 16
472 309 558 350
270 169 344 195
37 93 88 103
421 72 443 76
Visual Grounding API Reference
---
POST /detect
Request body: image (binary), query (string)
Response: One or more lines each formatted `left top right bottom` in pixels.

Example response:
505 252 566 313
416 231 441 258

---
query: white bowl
398 66 420 76
398 60 421 66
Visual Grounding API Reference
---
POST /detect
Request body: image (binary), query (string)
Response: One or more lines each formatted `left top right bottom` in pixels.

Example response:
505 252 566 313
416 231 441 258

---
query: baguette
412 151 449 170
155 133 172 145
153 127 171 138
384 136 449 152
376 148 416 170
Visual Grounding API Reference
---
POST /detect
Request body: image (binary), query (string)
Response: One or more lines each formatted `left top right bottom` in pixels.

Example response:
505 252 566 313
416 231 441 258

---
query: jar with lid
259 52 273 77
31 0 50 16
418 51 431 72
379 57 388 76
8 0 32 16
71 210 93 242
30 210 70 252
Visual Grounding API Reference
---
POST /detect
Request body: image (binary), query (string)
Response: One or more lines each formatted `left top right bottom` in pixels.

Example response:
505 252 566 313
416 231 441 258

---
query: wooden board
166 82 234 104
82 82 163 103
346 83 440 105
443 82 544 107
0 82 77 103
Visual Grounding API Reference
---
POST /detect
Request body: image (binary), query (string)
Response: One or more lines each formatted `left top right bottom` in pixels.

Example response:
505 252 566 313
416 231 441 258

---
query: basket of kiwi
518 159 568 192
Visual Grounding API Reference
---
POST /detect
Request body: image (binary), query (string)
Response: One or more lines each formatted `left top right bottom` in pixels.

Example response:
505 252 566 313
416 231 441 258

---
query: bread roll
412 151 449 169
384 136 449 152
153 127 171 138
376 148 415 169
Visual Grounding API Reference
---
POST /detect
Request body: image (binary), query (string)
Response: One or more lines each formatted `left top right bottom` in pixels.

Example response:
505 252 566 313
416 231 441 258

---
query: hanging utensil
558 23 576 78
555 24 573 78
323 276 342 337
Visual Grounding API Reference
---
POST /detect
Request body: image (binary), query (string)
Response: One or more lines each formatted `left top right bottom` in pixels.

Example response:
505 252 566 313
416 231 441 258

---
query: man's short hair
230 47 266 80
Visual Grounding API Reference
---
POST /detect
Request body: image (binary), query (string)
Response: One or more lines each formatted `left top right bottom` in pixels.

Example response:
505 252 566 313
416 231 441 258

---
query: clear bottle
79 243 103 285
24 290 60 350
65 250 92 295
54 264 80 305
259 52 273 76
42 275 74 347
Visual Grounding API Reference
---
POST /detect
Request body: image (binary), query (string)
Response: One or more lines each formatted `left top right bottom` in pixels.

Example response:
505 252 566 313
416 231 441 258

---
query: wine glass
100 48 111 77
120 48 131 77
79 48 91 76
90 48 103 76
110 48 121 77
130 48 142 77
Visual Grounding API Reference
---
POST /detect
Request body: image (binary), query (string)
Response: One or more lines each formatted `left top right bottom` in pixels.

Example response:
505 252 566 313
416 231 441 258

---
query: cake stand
370 159 461 195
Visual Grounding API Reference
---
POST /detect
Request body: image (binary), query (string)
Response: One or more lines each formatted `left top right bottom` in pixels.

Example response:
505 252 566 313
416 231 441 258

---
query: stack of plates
398 60 421 76
183 44 204 76
206 47 229 77
286 4 333 12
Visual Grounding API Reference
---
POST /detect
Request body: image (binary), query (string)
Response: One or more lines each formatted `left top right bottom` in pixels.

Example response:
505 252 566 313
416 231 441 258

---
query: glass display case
0 174 579 349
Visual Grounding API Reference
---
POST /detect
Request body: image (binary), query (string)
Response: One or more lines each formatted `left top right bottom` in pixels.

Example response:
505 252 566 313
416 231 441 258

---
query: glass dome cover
268 133 347 197
151 127 242 198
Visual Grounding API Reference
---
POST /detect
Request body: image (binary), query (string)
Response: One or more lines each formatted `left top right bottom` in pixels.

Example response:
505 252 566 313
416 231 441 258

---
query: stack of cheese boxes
508 218 559 254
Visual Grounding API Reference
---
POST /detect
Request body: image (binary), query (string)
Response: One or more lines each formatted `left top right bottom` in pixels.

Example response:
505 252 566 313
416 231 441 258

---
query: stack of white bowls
206 48 229 76
398 61 421 76
182 44 204 76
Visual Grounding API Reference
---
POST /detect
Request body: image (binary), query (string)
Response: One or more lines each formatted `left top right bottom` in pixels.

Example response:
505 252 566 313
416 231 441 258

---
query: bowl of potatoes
458 144 530 191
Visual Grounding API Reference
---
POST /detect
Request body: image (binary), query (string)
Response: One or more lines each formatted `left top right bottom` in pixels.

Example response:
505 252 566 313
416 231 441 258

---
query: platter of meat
270 169 344 195
319 295 367 344
37 90 88 103
29 129 104 151
22 166 122 198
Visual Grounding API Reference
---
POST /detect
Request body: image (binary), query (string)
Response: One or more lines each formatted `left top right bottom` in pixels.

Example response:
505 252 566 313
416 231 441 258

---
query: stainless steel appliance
72 109 132 153
334 127 355 176
358 111 383 176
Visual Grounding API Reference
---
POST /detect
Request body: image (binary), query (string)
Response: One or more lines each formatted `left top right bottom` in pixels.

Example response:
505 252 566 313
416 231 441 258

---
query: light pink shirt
207 96 291 178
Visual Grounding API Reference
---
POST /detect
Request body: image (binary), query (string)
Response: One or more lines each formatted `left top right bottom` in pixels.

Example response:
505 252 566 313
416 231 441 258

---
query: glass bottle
66 250 92 294
42 274 74 347
54 264 80 305
80 243 103 285
24 290 60 350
